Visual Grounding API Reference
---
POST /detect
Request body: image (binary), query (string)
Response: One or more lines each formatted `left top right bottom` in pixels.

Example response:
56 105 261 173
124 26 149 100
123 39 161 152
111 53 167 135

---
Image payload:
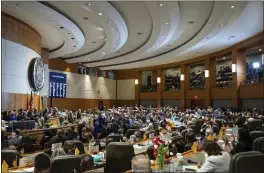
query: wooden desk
48 118 60 126
6 125 77 141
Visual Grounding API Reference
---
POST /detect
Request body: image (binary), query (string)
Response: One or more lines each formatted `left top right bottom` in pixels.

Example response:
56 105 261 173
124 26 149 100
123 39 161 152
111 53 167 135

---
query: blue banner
49 72 67 98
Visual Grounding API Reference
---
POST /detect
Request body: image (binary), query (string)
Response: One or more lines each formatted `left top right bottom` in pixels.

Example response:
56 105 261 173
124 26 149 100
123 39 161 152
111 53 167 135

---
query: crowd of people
1 105 264 172
245 62 264 84
190 70 205 89
164 73 181 91
216 65 232 88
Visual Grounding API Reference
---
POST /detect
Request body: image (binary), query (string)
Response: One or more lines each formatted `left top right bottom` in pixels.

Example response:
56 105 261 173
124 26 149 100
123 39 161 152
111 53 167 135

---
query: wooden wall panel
162 91 181 99
186 90 206 100
1 12 42 55
49 58 78 73
1 93 41 111
47 98 115 110
116 70 138 80
240 84 264 98
139 92 158 100
116 100 137 106
212 88 234 99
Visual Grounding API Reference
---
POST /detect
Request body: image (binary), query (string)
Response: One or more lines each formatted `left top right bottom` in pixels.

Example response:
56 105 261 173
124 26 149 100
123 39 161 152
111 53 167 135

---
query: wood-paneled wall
240 84 264 98
1 12 42 54
49 58 78 73
47 98 116 110
1 93 41 111
115 100 137 106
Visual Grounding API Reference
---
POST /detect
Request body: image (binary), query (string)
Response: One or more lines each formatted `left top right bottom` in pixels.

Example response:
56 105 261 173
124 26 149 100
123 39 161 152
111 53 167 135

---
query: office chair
73 140 85 154
253 137 264 153
249 131 264 141
229 151 264 173
50 155 82 173
1 150 21 168
105 142 135 173
107 134 123 143
248 119 263 131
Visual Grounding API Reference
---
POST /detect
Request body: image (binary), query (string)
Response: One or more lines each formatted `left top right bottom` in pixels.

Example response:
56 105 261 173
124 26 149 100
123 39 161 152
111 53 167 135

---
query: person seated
40 130 53 148
197 141 230 172
8 111 17 121
230 128 253 155
43 148 52 158
132 155 152 173
66 126 78 140
80 154 94 172
8 129 23 147
34 153 51 173
63 140 75 155
47 129 67 147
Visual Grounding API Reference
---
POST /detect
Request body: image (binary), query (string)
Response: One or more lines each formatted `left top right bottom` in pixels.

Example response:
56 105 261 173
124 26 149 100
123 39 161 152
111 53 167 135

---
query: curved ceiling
2 1 263 70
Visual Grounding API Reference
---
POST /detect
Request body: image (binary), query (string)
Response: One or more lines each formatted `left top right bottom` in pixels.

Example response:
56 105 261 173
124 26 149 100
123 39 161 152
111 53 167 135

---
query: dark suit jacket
47 135 66 147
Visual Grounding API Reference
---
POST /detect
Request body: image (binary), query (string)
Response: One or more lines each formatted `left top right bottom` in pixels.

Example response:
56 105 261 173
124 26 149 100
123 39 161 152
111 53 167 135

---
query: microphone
187 159 198 164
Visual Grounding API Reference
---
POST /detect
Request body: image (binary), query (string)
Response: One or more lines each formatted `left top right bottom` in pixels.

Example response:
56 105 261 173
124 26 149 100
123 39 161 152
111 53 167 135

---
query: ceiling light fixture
112 28 115 31
104 38 107 41
86 3 91 6
60 27 64 29
220 24 224 27
92 41 96 44
158 3 163 7
73 46 76 48
102 52 106 55
165 22 168 25
87 59 91 60
259 49 262 51
107 21 112 24
231 5 235 8
98 13 103 16
83 17 89 20
71 38 74 40
223 57 226 60
188 21 194 24
67 33 70 35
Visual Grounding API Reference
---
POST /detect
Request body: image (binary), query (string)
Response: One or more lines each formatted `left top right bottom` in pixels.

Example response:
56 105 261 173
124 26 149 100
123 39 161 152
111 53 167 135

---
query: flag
2 160 9 172
39 95 43 111
75 147 80 155
29 91 34 111
207 135 213 141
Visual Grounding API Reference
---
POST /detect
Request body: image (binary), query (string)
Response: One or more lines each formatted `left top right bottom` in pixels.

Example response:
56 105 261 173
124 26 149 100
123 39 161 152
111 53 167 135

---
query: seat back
253 137 264 153
27 120 36 129
248 119 263 131
1 150 20 168
50 155 81 173
105 142 135 173
250 131 264 141
107 134 123 143
13 121 27 130
229 151 264 173
194 120 204 134
73 140 85 154
126 129 137 139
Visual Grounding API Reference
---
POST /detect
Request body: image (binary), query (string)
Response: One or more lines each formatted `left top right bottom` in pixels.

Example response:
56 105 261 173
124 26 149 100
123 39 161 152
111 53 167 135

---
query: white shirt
198 152 231 173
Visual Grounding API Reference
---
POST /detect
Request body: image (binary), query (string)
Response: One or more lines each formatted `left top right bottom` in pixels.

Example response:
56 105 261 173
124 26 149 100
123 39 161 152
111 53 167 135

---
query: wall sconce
232 64 236 73
180 74 185 81
135 79 138 85
157 77 161 83
205 70 209 78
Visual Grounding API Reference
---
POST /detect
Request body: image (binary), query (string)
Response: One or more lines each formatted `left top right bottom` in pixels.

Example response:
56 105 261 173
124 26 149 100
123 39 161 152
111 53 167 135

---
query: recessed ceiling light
188 21 194 24
165 22 169 25
92 41 96 44
158 3 163 7
223 57 226 59
78 63 81 65
231 5 235 8
102 52 106 55
104 38 107 41
86 3 91 6
83 17 89 20
220 24 224 27
87 59 90 60
73 46 76 48
259 49 262 51
71 38 74 40
60 26 64 29
98 13 103 16
112 28 115 31
107 21 112 24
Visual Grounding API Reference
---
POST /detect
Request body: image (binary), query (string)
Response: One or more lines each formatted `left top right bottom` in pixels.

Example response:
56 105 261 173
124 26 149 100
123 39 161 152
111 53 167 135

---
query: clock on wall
28 57 45 91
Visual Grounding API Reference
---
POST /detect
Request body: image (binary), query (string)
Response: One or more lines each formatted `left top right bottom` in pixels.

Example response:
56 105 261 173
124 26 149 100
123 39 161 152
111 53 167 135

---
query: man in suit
47 129 66 147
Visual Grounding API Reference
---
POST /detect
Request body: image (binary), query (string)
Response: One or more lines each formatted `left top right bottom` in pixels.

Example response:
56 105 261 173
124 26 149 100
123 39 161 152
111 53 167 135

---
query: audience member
132 155 152 173
34 153 51 173
80 154 94 172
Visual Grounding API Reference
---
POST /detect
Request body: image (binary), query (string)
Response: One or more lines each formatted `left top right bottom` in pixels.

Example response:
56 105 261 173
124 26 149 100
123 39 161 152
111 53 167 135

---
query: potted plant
153 137 169 171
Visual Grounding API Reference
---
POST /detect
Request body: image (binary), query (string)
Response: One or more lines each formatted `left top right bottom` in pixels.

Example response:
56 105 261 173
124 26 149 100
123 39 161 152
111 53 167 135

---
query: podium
48 118 60 126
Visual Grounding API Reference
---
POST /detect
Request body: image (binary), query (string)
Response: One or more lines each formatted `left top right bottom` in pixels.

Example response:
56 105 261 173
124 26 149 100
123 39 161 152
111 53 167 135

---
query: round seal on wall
28 57 45 91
